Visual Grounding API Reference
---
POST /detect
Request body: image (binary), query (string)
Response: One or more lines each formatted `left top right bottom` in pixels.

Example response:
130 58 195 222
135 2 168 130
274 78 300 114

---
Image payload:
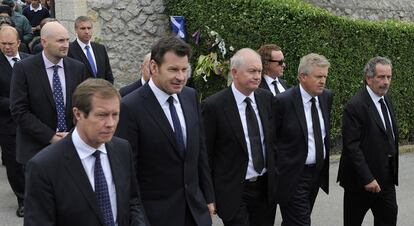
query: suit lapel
222 88 248 154
384 95 398 141
362 88 387 133
63 135 105 225
73 41 94 76
105 141 122 221
178 91 191 156
91 43 102 75
292 87 308 142
36 55 56 111
141 85 183 158
318 92 330 134
63 58 75 121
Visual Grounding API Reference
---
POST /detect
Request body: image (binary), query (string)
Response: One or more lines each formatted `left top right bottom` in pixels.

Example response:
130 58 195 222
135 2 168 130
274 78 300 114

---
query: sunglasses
268 59 285 66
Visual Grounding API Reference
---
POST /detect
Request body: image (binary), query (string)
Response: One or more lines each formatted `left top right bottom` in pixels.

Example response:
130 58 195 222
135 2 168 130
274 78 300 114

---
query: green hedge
165 0 414 147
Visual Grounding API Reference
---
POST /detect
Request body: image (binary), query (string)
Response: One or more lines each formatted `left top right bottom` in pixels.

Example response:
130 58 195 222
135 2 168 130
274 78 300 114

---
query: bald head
230 48 262 96
40 22 70 64
0 25 20 57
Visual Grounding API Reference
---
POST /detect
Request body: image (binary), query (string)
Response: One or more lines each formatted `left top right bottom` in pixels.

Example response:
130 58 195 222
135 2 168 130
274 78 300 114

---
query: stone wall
56 0 169 88
305 0 414 21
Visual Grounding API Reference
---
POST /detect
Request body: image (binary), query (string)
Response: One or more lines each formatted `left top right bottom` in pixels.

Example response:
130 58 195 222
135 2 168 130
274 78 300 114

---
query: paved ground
1 152 414 226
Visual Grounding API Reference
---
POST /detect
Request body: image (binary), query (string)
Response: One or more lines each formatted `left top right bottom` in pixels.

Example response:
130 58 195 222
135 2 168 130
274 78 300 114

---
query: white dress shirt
148 79 187 146
42 51 67 105
231 83 267 179
366 85 394 136
263 75 286 96
72 128 118 225
76 39 97 72
6 53 21 68
300 85 326 165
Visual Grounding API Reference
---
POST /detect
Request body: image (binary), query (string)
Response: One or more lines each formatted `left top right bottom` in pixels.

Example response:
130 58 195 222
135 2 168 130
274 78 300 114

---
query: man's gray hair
364 56 392 79
230 48 260 70
298 53 330 76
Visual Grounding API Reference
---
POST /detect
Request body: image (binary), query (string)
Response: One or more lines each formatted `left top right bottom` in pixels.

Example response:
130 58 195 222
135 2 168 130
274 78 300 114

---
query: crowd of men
0 9 399 226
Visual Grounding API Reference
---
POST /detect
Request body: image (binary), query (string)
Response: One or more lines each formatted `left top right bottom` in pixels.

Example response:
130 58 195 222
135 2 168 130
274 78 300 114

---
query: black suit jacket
0 52 30 139
24 134 149 226
259 77 289 94
10 54 87 164
337 87 399 191
68 40 114 84
119 80 143 97
116 83 215 226
201 87 278 221
274 86 332 204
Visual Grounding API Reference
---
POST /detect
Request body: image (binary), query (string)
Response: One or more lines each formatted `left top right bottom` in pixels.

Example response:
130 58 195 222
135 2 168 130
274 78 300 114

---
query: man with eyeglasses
258 44 289 96
0 25 30 217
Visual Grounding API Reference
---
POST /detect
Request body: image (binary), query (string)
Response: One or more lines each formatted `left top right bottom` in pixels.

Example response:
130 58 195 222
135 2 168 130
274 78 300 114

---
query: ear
72 107 82 121
150 59 158 76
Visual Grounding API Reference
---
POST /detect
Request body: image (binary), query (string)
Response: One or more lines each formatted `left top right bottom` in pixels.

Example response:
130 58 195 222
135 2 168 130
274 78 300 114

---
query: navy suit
116 83 215 226
119 79 143 97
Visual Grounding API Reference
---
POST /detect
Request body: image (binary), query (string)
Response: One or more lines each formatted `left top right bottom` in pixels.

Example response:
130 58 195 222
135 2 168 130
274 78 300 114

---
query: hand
364 179 381 193
207 203 216 216
50 132 68 144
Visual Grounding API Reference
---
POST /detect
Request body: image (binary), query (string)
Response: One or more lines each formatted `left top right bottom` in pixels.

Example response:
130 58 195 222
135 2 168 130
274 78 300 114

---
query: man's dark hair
72 78 120 117
257 44 282 75
0 5 12 17
150 35 191 65
2 0 15 8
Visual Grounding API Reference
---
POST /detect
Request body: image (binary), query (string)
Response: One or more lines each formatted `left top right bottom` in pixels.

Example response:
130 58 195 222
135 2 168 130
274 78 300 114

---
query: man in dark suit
68 16 114 84
337 56 398 226
201 48 278 226
119 52 151 97
0 25 29 217
24 79 149 226
257 44 289 95
274 53 332 226
116 36 215 226
10 21 87 165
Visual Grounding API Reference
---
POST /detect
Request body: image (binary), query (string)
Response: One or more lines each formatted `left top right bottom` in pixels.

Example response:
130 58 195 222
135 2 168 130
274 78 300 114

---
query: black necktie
311 97 324 171
245 97 264 174
11 57 19 67
379 98 395 156
93 151 115 226
168 96 185 153
271 80 280 95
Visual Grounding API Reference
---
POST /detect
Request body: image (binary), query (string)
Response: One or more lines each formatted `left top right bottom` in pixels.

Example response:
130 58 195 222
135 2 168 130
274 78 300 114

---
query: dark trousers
344 186 397 226
0 135 25 206
223 175 276 226
280 165 320 226
185 203 197 226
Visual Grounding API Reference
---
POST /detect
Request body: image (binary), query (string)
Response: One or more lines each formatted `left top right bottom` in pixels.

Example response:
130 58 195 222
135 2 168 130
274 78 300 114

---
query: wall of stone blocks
56 0 169 88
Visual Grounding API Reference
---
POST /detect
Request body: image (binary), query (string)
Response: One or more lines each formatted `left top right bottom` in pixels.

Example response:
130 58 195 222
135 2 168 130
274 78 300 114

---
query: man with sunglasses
258 44 289 96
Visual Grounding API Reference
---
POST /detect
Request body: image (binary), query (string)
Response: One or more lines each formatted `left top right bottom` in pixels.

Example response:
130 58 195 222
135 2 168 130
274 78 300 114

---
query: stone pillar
55 0 169 88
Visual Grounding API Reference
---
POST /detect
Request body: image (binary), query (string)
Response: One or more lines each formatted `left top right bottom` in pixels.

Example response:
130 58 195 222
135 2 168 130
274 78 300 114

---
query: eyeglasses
268 59 285 66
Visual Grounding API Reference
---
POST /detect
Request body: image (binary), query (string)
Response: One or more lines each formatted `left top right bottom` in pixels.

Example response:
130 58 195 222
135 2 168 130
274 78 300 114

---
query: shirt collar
148 78 179 105
76 38 91 49
42 51 64 69
299 84 318 104
263 75 278 85
30 4 42 11
72 127 106 160
366 85 383 103
231 83 256 105
5 52 20 62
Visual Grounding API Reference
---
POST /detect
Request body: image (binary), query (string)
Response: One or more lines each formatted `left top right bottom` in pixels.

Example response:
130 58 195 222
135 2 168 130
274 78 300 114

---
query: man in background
68 16 114 83
258 44 289 95
119 52 151 97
